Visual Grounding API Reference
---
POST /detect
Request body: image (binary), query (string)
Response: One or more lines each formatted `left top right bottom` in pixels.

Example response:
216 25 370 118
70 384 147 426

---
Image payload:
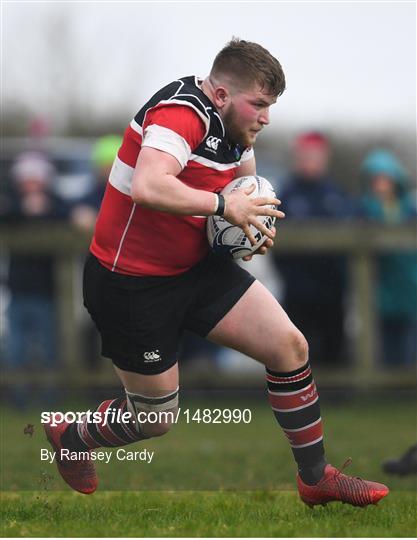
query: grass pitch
1 393 416 536
2 490 416 537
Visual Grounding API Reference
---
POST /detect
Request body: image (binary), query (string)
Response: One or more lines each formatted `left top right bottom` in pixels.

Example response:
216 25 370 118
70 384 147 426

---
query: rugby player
45 38 389 507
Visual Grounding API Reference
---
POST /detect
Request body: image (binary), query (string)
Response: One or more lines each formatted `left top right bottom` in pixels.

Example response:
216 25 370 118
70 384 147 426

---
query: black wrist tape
215 194 226 216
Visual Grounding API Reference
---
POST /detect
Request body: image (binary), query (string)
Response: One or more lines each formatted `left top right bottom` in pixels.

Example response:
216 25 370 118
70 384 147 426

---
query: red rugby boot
44 420 98 494
297 459 389 507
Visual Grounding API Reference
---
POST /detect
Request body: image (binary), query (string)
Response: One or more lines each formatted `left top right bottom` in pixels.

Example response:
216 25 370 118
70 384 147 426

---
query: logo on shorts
143 350 161 363
205 136 221 154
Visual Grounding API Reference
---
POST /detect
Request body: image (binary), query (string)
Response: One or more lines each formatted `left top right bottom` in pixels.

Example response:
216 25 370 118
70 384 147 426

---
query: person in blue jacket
271 131 354 367
361 149 417 367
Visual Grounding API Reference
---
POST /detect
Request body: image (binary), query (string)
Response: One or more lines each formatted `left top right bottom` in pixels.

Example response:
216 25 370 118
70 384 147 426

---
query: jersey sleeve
141 105 206 169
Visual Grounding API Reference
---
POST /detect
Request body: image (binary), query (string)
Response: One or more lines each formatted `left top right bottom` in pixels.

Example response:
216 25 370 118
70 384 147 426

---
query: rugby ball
207 175 276 259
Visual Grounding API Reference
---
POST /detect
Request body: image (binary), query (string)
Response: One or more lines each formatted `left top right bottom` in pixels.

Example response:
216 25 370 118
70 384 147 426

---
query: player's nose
259 108 270 126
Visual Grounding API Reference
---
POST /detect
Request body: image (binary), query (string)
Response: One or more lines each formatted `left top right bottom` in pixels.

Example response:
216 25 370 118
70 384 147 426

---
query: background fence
2 221 415 390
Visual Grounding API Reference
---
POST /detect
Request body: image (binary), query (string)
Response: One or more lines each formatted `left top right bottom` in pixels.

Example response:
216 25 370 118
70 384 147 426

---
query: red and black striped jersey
90 76 254 276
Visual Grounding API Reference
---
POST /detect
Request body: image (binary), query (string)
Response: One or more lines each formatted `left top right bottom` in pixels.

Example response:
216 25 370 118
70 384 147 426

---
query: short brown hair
211 38 286 97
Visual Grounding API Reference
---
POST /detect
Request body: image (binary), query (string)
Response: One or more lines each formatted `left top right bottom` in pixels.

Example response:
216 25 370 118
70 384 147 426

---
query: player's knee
125 387 179 440
290 330 309 365
267 328 308 371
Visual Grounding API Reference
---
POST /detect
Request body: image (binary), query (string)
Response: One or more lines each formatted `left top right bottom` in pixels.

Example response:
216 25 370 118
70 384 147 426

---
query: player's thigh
207 280 307 370
114 363 179 396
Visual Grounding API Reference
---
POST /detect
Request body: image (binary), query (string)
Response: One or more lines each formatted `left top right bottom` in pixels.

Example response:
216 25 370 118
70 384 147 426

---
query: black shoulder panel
134 76 245 164
134 76 211 127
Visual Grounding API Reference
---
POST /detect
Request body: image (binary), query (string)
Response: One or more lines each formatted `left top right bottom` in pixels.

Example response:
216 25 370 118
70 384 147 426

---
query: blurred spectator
70 135 122 371
71 135 122 230
271 132 354 367
361 149 417 367
2 151 69 370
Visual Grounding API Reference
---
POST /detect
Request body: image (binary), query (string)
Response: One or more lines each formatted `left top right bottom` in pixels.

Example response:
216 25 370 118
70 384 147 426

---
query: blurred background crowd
1 121 416 386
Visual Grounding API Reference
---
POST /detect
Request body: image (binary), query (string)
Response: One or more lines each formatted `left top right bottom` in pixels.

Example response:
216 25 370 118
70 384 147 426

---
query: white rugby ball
207 175 277 259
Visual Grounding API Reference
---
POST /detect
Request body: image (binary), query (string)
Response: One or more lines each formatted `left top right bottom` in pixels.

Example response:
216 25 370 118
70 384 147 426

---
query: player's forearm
131 172 217 216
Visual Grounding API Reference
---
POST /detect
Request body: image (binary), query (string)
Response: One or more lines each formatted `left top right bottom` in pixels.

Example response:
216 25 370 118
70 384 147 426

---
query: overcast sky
2 1 416 133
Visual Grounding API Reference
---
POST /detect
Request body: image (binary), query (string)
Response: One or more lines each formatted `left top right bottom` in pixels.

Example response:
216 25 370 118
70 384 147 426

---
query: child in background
361 149 417 367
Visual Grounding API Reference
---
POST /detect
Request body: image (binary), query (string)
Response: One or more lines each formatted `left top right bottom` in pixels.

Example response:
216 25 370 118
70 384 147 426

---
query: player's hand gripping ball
207 175 277 259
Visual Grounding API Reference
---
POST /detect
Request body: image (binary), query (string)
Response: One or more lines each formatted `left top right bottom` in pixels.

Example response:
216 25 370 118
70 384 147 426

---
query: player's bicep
136 146 182 176
131 147 182 201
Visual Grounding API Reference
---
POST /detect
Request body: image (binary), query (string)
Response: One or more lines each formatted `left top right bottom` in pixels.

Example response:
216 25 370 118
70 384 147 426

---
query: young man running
45 38 388 507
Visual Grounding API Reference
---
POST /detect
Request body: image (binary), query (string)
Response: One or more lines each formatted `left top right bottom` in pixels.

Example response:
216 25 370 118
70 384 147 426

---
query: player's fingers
242 224 257 245
263 237 274 247
249 218 274 240
254 207 285 219
253 197 281 206
242 254 253 261
256 246 268 255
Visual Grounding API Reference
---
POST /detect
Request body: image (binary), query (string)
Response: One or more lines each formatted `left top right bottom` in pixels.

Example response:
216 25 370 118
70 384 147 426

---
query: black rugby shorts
83 253 255 375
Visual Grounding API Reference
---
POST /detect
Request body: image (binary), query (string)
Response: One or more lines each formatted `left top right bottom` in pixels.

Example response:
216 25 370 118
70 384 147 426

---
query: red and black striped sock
266 361 326 485
61 397 148 451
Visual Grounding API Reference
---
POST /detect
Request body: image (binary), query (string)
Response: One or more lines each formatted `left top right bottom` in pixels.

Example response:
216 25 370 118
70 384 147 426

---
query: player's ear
213 86 229 109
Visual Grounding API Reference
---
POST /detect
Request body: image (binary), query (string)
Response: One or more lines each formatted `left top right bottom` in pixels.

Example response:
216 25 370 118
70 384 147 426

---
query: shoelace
335 457 366 481
332 457 372 505
334 457 353 477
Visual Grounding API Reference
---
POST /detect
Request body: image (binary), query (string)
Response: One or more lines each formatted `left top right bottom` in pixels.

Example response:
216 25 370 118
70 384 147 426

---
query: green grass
1 491 416 537
1 395 416 536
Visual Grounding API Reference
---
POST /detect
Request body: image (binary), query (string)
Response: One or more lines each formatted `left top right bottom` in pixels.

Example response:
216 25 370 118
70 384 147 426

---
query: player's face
223 85 276 147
